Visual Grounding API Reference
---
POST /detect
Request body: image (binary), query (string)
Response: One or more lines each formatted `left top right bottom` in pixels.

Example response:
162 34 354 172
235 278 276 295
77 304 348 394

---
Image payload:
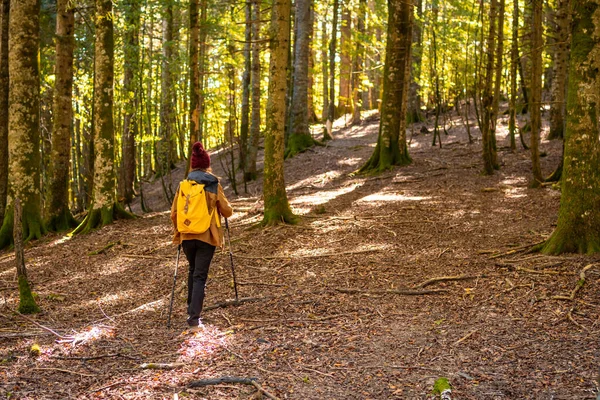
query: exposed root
336 288 448 296
488 240 546 259
415 274 498 288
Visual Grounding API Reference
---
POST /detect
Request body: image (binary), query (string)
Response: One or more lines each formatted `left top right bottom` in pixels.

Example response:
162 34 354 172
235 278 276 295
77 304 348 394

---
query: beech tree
73 0 131 234
262 0 296 224
46 0 77 231
0 0 7 225
541 0 600 254
245 0 261 182
548 0 570 140
359 0 412 173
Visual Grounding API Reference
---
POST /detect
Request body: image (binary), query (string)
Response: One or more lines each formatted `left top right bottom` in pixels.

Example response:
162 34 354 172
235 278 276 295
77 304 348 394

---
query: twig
139 362 185 370
15 312 74 341
416 274 496 288
88 241 120 256
189 376 258 387
250 380 281 400
55 353 139 361
552 264 596 301
336 288 448 296
453 329 478 345
32 367 96 377
488 240 546 259
203 297 268 311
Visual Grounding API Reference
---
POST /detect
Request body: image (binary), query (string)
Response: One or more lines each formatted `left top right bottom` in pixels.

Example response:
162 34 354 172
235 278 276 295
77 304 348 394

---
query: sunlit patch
290 184 358 206
355 192 430 204
503 187 527 199
287 170 343 191
287 244 389 258
337 157 362 166
178 324 228 361
49 235 71 247
501 176 528 186
57 325 115 346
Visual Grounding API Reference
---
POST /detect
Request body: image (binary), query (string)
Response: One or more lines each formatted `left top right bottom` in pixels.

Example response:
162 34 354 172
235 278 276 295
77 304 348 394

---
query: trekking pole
166 244 181 329
225 218 239 302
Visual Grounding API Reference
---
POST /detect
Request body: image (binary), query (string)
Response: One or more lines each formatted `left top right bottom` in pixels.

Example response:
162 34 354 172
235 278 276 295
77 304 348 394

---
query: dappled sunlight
286 243 390 258
501 175 528 186
49 235 72 247
178 324 228 361
355 191 431 205
337 157 363 167
503 187 527 199
290 184 358 207
287 170 343 191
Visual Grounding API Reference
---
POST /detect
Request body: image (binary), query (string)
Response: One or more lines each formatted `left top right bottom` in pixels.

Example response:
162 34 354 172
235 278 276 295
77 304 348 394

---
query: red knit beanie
191 142 210 170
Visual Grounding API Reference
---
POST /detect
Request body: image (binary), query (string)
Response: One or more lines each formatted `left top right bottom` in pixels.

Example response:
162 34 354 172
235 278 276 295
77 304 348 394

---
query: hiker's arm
217 185 233 218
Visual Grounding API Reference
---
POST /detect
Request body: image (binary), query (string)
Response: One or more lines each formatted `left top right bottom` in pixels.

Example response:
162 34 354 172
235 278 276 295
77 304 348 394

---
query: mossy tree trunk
14 198 39 314
359 0 412 173
73 0 132 235
0 0 8 226
262 0 296 225
159 1 175 177
0 0 45 250
548 0 570 140
119 0 140 206
351 0 365 125
541 0 600 254
529 0 544 187
46 0 77 232
481 0 499 175
286 0 320 158
245 0 261 182
324 0 339 140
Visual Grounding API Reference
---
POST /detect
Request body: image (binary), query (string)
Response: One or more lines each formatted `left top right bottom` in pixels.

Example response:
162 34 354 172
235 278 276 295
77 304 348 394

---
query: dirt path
1 113 599 399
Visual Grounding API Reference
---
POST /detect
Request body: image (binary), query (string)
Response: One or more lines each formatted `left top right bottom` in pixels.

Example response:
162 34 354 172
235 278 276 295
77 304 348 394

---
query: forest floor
1 109 600 400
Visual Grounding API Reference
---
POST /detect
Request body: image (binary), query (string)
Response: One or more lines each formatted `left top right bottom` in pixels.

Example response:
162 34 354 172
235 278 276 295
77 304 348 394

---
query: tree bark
245 0 261 182
14 197 39 314
351 0 366 125
72 0 132 235
541 0 600 254
188 0 200 173
547 0 570 140
407 0 424 123
320 15 328 122
287 0 319 157
120 0 140 206
0 0 45 249
0 0 8 226
530 0 544 186
490 0 504 163
239 0 252 172
262 0 296 224
481 0 499 175
46 0 77 231
324 0 339 140
359 0 412 173
159 1 175 178
508 0 519 151
337 0 352 116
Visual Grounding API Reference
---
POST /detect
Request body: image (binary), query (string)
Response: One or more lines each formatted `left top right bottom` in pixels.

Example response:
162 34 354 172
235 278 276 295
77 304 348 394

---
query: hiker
171 142 233 331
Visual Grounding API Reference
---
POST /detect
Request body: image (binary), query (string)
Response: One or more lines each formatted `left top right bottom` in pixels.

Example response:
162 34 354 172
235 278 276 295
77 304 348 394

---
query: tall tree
239 0 252 172
0 0 8 225
359 0 412 173
46 0 77 231
508 0 519 151
14 197 39 313
287 0 320 157
352 0 366 125
530 0 544 186
73 0 131 234
188 0 200 172
245 0 261 182
541 0 600 254
159 0 175 176
481 0 499 174
338 0 352 116
0 0 44 249
262 0 296 224
119 0 140 206
320 15 329 122
407 0 424 123
547 0 570 140
324 0 339 140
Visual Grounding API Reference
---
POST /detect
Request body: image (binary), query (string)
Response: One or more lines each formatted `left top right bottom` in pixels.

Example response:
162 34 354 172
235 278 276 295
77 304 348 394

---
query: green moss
285 134 323 159
0 203 46 250
45 207 79 232
18 275 40 314
432 377 452 395
72 202 135 236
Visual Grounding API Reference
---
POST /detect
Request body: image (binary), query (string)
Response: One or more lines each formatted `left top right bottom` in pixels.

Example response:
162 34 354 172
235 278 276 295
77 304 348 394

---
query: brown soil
1 111 599 399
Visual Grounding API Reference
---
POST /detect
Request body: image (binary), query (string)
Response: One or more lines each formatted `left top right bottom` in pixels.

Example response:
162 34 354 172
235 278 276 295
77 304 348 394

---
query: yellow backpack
176 180 220 234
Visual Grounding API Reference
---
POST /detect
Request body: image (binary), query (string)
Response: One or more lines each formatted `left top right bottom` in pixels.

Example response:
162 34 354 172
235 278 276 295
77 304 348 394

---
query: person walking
171 142 233 331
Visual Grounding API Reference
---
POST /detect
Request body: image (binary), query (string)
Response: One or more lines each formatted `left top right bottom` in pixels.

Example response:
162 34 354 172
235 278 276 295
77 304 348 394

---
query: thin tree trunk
46 0 77 231
307 4 318 123
262 0 296 224
321 15 328 122
0 0 45 249
407 0 423 123
359 0 412 173
14 197 39 313
159 1 175 178
338 1 351 117
547 0 570 140
481 0 499 175
530 0 544 186
509 0 518 151
352 0 366 125
239 0 251 173
0 0 8 225
325 0 339 140
188 0 200 173
490 0 504 166
245 0 261 182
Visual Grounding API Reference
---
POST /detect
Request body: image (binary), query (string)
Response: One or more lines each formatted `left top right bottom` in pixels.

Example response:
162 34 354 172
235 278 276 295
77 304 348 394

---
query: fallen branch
488 240 546 259
496 263 573 276
188 377 279 400
336 288 448 296
552 264 596 301
55 352 139 361
203 297 267 311
453 329 478 346
15 312 74 341
32 367 96 377
139 362 185 370
416 275 495 288
88 241 120 256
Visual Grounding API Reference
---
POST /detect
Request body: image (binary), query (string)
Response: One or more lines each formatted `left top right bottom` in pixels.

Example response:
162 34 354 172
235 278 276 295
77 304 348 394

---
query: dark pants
182 240 216 326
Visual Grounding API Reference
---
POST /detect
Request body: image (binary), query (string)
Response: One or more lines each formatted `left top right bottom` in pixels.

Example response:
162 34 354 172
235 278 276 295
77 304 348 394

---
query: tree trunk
541 0 600 254
508 0 518 151
14 197 39 314
0 0 45 249
530 0 544 187
490 0 504 163
337 1 351 117
120 0 140 206
324 0 339 140
46 0 77 232
321 15 328 122
245 0 261 182
159 2 175 178
287 0 319 157
0 0 7 225
188 0 200 173
359 0 412 173
352 0 366 125
407 0 423 123
262 0 296 225
73 0 132 235
239 0 251 172
547 0 570 140
481 0 499 175
307 4 318 123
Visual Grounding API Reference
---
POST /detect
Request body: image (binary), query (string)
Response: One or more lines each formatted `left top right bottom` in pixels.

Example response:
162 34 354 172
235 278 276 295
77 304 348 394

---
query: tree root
552 264 596 332
188 377 280 400
336 288 448 296
415 274 498 288
88 241 120 256
139 362 185 370
488 240 546 259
